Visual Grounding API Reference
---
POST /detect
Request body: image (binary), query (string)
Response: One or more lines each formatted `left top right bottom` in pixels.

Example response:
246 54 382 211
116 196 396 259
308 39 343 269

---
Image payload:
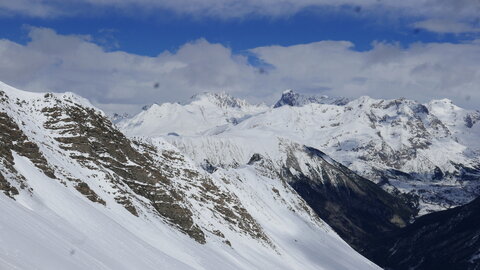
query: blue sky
0 1 479 113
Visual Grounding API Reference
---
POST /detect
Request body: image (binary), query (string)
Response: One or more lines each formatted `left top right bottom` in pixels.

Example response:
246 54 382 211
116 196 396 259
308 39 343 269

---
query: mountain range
1 80 479 269
119 89 480 216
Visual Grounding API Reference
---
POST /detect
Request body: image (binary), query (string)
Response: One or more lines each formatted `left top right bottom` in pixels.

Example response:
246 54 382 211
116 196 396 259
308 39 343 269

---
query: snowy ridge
118 92 268 137
190 91 257 109
274 89 349 108
0 80 100 114
0 82 378 270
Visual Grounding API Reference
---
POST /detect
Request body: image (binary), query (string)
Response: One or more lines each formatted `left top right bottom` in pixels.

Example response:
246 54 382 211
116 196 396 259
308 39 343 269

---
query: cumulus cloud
0 27 480 114
0 27 259 112
251 40 480 108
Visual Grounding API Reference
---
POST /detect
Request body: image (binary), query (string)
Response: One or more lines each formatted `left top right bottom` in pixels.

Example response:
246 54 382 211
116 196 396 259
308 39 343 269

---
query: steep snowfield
120 90 480 214
0 82 379 270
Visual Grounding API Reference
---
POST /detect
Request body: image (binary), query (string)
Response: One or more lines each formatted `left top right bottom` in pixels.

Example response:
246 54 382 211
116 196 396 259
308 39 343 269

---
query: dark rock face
0 111 55 179
464 113 480 129
247 153 263 165
271 143 416 252
465 114 474 128
432 166 444 181
74 182 106 205
273 90 299 108
366 196 480 270
0 171 18 198
200 159 217 173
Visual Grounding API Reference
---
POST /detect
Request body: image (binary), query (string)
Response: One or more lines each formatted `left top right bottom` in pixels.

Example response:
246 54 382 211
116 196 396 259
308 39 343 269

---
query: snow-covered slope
164 134 415 251
0 82 378 270
120 90 480 215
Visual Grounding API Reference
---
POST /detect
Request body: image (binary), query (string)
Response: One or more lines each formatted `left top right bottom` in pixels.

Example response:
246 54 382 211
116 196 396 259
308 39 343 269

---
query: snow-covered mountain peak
190 91 256 110
427 98 463 116
118 92 269 137
429 98 454 105
273 89 349 108
282 89 294 94
427 98 480 128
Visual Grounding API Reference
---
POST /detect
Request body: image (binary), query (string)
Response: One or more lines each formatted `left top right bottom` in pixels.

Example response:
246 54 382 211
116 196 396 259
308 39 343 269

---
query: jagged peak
273 89 349 108
349 96 432 116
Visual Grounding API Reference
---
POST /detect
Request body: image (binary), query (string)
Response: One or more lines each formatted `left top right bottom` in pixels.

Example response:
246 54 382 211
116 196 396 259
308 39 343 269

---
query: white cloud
0 27 259 113
0 27 480 114
251 40 480 108
0 0 58 17
1 0 480 21
413 19 480 34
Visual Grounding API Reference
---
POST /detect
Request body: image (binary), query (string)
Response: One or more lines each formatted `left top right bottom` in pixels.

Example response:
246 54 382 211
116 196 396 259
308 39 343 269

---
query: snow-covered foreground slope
0 81 379 270
120 90 480 214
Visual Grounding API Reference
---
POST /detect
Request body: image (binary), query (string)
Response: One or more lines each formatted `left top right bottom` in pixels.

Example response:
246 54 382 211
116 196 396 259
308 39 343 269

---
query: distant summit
273 89 349 108
109 112 131 124
190 91 252 109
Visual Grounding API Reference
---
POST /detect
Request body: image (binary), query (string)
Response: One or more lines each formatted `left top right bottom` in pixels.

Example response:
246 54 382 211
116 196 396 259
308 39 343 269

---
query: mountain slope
141 130 415 253
0 81 379 270
366 196 480 270
248 141 415 251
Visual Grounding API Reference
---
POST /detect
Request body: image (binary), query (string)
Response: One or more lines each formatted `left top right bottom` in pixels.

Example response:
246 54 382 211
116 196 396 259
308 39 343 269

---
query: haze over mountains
1 80 479 269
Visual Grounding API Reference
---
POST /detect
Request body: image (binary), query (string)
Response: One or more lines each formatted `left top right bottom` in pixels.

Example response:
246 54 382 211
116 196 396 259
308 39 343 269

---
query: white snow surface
0 82 379 270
